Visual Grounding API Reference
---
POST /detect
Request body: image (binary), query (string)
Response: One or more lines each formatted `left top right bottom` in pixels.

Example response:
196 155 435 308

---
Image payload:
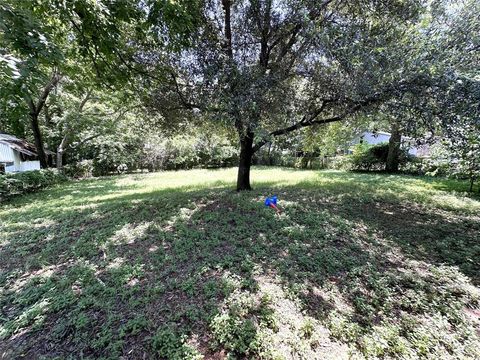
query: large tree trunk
386 122 402 172
236 131 254 191
30 112 48 168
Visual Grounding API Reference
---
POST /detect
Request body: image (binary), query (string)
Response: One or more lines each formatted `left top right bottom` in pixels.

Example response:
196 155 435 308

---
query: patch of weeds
300 317 315 339
210 290 279 358
180 277 197 297
327 261 480 358
257 294 278 332
105 263 144 287
211 313 258 357
327 311 364 343
358 323 413 358
151 326 203 360
72 312 90 331
119 315 150 338
202 279 221 299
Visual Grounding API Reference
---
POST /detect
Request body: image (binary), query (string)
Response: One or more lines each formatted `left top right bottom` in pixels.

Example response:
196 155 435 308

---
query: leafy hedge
350 143 410 171
0 169 67 201
70 133 240 177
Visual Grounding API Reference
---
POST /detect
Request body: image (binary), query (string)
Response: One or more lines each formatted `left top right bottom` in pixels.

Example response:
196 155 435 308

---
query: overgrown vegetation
1 168 479 359
0 0 479 357
63 130 239 177
2 0 478 191
349 143 409 171
0 169 67 201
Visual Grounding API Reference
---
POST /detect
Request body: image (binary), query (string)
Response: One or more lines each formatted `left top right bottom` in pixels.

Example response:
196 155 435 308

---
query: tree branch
35 71 62 116
78 89 93 112
252 93 383 152
222 0 234 60
259 0 272 69
68 133 102 149
272 0 336 63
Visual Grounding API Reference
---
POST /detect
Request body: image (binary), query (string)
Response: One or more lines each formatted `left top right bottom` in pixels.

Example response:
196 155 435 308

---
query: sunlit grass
0 168 479 359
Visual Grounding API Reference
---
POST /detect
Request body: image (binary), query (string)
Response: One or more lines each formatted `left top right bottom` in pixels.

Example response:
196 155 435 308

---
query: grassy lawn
1 167 479 359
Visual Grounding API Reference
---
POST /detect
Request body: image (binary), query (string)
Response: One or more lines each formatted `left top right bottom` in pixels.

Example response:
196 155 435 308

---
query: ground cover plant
1 168 479 359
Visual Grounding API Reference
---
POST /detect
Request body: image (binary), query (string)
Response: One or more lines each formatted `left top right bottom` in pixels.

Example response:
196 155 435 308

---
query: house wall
18 161 41 172
361 132 391 145
353 132 420 156
0 142 15 163
407 145 417 156
1 145 41 173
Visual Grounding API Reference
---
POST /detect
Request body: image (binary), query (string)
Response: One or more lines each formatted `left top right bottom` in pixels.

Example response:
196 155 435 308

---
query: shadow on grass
0 174 479 358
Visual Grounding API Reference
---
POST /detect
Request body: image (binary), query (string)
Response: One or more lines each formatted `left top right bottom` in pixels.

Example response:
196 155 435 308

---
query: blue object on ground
264 195 278 207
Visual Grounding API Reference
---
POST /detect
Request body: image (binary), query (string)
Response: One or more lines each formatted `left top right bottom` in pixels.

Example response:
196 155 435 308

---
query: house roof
0 133 55 157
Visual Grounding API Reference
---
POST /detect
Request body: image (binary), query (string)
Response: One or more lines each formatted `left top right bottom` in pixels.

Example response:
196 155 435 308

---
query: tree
48 85 137 170
392 0 480 183
0 1 65 167
147 0 446 190
448 128 480 193
0 0 145 167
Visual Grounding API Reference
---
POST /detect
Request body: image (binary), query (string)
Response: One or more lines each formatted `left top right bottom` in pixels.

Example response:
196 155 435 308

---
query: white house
352 131 430 157
0 134 50 173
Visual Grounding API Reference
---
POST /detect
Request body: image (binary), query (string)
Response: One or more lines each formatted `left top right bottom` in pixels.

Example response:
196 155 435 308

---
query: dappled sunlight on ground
0 168 479 358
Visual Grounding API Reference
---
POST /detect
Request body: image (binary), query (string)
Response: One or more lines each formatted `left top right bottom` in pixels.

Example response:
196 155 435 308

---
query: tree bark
386 122 402 172
57 149 64 169
57 135 67 170
221 0 233 59
236 131 254 191
30 112 48 168
267 142 273 165
25 72 62 169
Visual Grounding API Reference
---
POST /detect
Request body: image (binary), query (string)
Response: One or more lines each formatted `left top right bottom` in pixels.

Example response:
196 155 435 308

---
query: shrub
278 155 296 168
350 143 410 171
294 156 331 170
400 157 450 176
140 135 238 171
0 169 67 201
350 143 387 171
63 160 94 178
329 155 352 170
92 141 139 176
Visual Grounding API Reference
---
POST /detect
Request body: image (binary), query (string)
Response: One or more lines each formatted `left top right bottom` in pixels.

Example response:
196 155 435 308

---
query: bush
350 143 409 171
400 157 450 176
293 156 331 170
278 155 296 168
91 141 139 176
63 160 94 178
139 135 238 172
350 143 388 171
329 155 352 170
399 143 452 177
0 169 67 201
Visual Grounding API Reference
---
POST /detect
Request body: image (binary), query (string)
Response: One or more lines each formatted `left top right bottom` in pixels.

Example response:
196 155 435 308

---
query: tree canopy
145 0 478 189
0 0 478 190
